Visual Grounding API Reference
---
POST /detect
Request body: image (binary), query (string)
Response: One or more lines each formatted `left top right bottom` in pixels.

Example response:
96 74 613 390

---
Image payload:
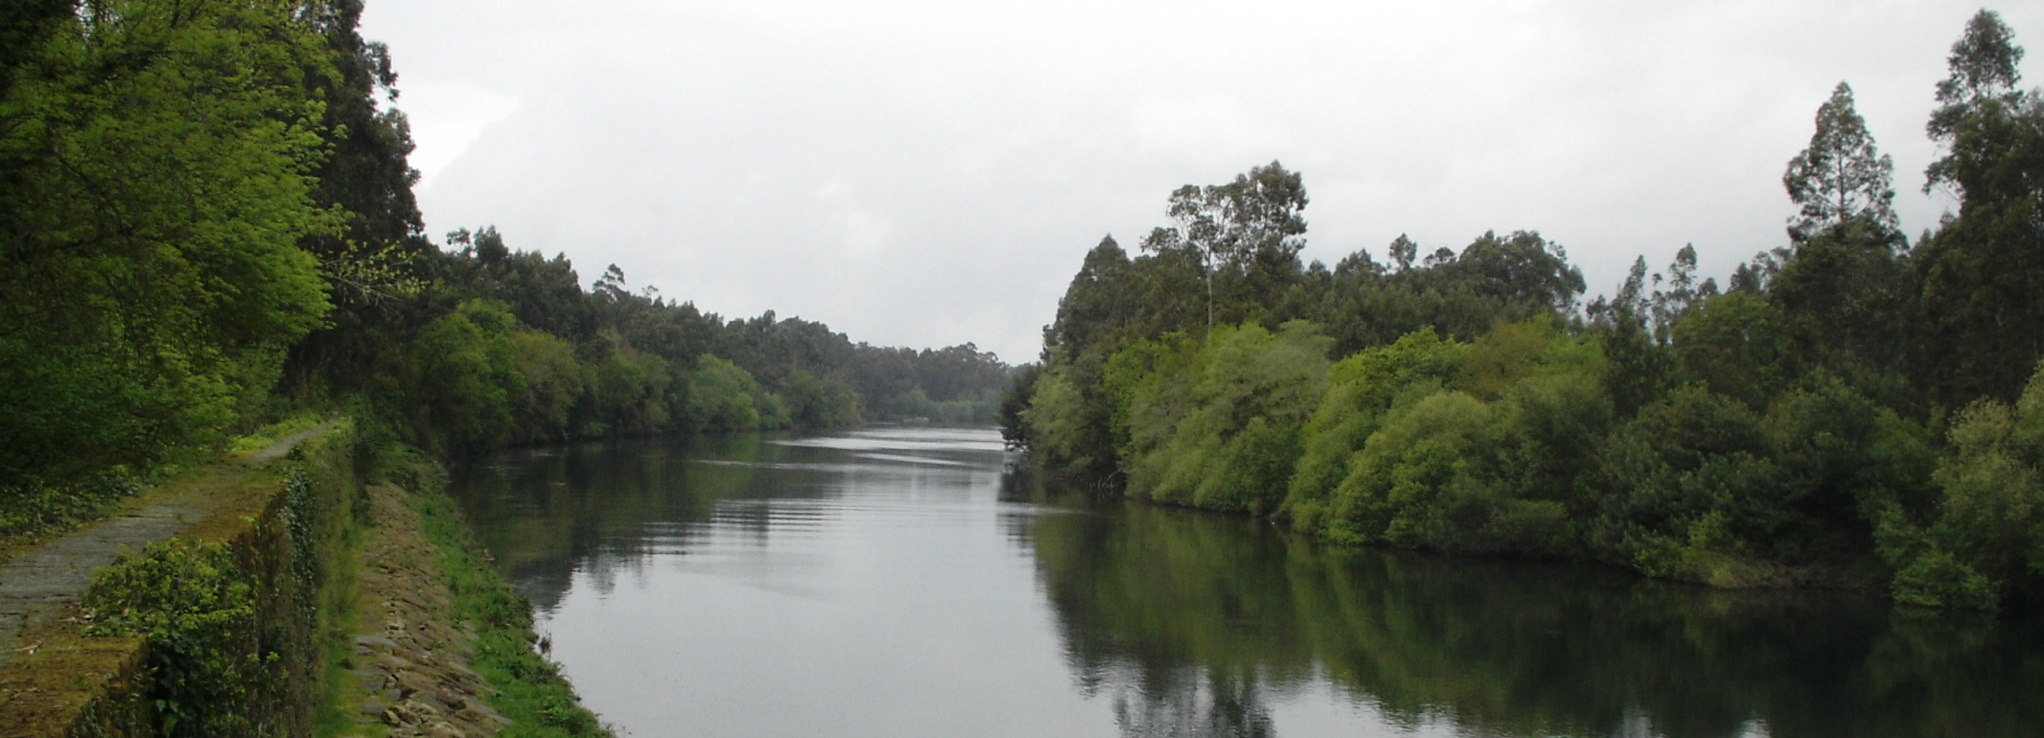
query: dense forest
1004 10 2044 611
0 0 1009 536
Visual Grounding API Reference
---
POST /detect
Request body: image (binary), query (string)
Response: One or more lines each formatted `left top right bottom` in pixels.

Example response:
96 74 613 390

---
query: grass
0 409 325 549
0 468 151 546
229 411 332 454
311 480 375 738
401 452 616 738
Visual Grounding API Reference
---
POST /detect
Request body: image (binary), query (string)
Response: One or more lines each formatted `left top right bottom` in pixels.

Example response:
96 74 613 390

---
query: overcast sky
360 0 2043 364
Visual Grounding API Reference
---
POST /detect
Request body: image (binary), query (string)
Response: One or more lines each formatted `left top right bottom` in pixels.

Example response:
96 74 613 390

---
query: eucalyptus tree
1912 9 2044 403
1141 162 1309 332
1782 82 1898 243
1926 8 2027 176
1773 82 1911 375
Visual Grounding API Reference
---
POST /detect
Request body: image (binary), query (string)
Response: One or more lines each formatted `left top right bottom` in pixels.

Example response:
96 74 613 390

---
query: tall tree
1141 161 1309 332
1783 82 1898 242
279 0 432 400
1043 235 1135 360
0 0 340 487
1927 9 2026 150
1911 9 2044 404
1923 8 2034 205
1774 84 1910 376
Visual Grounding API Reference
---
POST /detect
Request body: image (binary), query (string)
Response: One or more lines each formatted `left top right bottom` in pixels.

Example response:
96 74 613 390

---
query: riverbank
366 449 614 738
0 420 612 738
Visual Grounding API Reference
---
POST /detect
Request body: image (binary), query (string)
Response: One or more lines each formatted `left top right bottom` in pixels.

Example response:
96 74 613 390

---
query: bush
1286 329 1467 530
1883 364 2044 608
681 355 788 432
1117 322 1332 514
403 300 525 454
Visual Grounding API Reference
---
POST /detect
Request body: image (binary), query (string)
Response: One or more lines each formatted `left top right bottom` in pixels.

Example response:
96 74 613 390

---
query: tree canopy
1006 9 2044 610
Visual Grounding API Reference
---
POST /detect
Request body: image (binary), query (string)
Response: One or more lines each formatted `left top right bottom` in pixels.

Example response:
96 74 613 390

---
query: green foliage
0 0 342 490
406 233 1009 435
1884 362 2044 609
1116 322 1332 514
1587 374 1933 583
408 458 616 738
1021 362 1110 473
590 344 672 435
1770 220 1911 375
1042 236 1137 359
993 17 2044 608
1912 9 2044 406
404 300 526 454
1331 347 1588 553
783 369 862 429
1762 373 1935 557
998 363 1044 450
1783 81 1898 242
1140 162 1310 331
1286 329 1467 531
0 468 146 542
1282 321 1605 557
87 539 265 737
1324 389 1496 547
1671 291 1784 407
508 328 588 444
1592 385 1780 573
683 354 789 433
229 412 331 454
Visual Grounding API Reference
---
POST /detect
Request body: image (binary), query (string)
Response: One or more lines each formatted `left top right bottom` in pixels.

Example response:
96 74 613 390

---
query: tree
1444 231 1587 315
278 0 433 402
1141 162 1309 332
1910 10 2044 404
1043 236 1134 359
1783 82 1897 242
1923 9 2035 204
1 0 340 487
1387 234 1419 273
1927 9 2026 149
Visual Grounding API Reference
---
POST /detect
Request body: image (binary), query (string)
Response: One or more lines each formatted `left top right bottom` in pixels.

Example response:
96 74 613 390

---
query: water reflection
450 428 2044 738
1006 468 2044 738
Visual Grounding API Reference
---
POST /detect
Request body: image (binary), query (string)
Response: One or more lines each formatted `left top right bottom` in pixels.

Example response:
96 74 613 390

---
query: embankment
0 420 610 738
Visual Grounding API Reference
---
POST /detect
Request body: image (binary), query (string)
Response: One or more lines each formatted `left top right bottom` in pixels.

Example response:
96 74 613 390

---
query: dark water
449 427 2044 738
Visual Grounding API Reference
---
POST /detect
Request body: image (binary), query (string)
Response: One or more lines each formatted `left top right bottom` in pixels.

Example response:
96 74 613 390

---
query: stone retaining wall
0 422 358 738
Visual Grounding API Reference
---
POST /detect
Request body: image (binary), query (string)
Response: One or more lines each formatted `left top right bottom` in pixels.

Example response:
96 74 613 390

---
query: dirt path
0 420 339 671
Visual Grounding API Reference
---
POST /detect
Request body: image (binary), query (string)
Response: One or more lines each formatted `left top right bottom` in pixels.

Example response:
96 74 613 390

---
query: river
448 426 2044 738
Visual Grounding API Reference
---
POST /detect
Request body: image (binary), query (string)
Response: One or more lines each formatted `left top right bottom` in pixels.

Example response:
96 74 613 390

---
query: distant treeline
1004 10 2044 610
314 225 1012 458
0 0 1008 531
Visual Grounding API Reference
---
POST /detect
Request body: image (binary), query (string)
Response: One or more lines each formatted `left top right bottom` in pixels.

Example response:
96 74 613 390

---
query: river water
449 426 2044 738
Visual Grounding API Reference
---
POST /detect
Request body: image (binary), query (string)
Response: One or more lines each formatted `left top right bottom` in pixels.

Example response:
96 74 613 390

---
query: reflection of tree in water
453 430 994 609
1101 664 1275 738
449 434 776 611
1013 469 2044 738
1068 652 1283 737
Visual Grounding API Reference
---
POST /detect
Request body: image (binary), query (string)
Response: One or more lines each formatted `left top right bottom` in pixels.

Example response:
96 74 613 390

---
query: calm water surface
450 427 2044 738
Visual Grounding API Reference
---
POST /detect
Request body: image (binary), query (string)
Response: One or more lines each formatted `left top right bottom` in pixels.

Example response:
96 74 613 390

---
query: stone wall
0 421 359 738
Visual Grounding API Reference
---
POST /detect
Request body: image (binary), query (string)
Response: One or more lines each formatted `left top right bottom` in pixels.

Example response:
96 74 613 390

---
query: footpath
0 422 592 738
0 421 341 672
